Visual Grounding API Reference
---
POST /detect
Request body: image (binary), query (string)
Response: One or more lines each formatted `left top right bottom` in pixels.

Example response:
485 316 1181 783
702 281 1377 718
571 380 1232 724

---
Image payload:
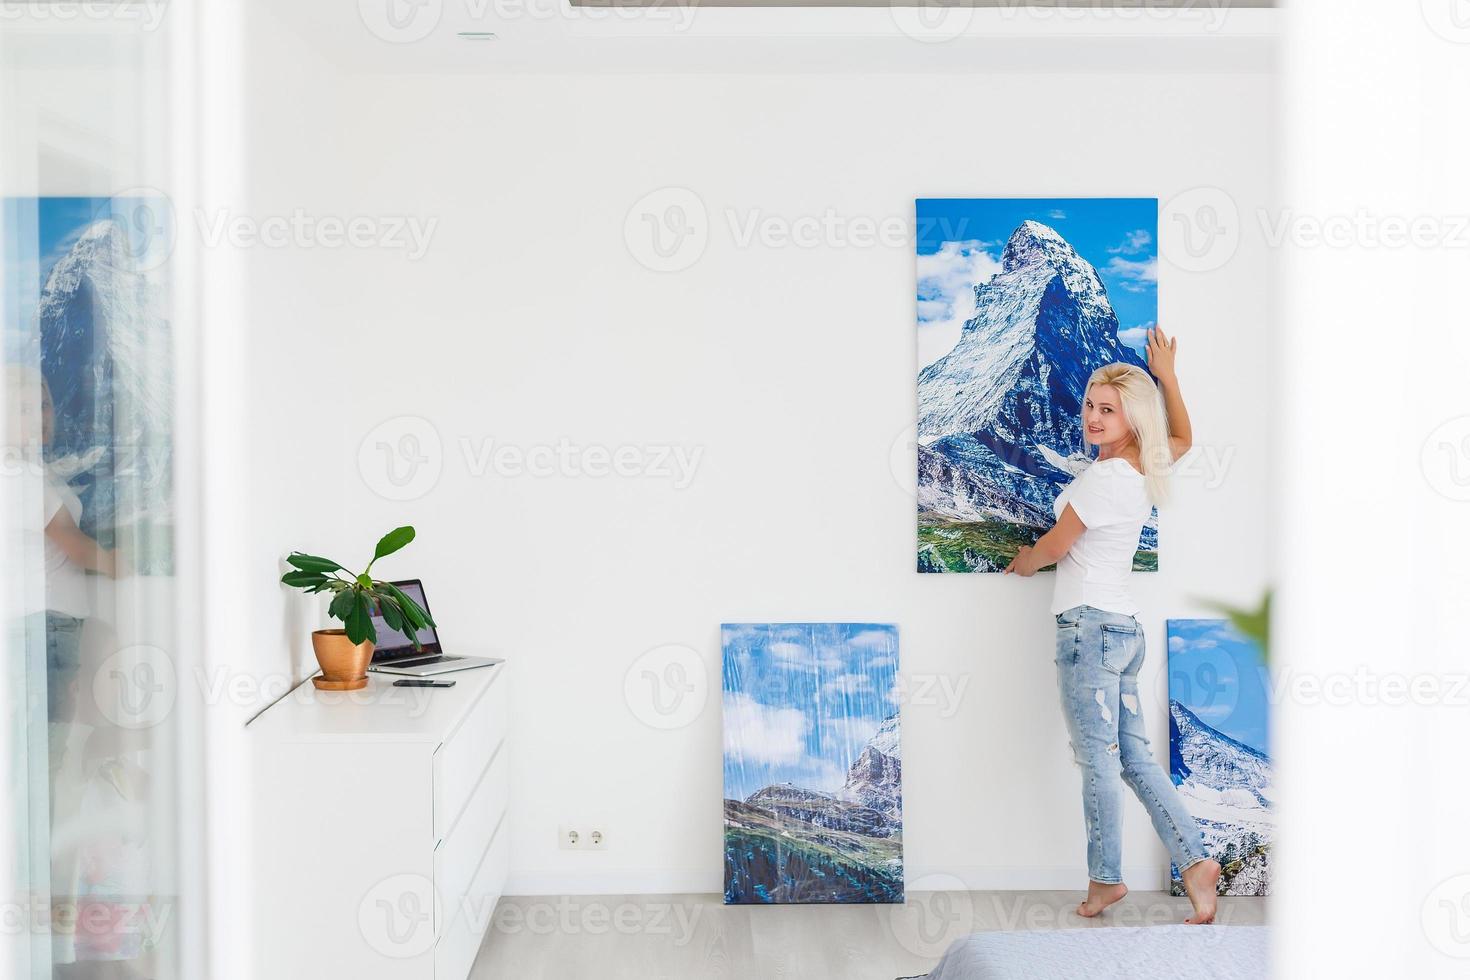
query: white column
1278 2 1470 976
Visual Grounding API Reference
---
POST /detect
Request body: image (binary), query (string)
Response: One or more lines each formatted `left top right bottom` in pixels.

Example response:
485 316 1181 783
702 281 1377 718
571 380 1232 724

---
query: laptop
365 579 501 676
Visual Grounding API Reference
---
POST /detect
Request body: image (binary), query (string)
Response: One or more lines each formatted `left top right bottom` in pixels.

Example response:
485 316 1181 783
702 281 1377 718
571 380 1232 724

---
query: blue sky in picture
4 196 167 359
915 198 1158 370
722 623 899 803
1167 618 1270 755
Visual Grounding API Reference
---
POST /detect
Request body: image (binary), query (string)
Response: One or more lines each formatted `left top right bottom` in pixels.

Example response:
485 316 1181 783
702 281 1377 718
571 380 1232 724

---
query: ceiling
0 1 1280 75
254 0 1278 74
571 0 1274 6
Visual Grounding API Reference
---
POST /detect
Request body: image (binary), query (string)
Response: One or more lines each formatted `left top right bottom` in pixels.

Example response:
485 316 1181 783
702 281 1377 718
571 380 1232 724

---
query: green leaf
384 582 435 629
376 593 405 632
285 553 344 574
328 589 357 623
370 526 416 566
392 589 426 629
372 590 427 649
281 570 328 589
373 593 426 646
344 591 377 647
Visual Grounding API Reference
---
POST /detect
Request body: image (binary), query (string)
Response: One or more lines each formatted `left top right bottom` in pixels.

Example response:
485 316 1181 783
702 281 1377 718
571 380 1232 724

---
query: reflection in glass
4 196 178 979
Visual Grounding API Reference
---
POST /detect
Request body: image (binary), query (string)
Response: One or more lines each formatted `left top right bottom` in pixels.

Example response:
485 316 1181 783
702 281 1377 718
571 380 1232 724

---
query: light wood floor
471 890 1269 979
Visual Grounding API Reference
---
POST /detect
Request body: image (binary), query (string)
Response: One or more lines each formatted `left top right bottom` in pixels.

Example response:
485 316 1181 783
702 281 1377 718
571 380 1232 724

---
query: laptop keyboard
387 655 463 668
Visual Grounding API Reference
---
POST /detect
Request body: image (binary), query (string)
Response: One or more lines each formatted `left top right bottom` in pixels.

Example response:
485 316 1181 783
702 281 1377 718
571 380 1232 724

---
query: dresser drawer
434 809 510 980
433 737 508 936
433 667 508 841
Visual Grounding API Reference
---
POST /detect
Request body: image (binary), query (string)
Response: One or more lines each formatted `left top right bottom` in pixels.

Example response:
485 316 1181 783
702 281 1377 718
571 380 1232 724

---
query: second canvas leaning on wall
722 623 903 905
915 198 1159 573
1167 618 1274 896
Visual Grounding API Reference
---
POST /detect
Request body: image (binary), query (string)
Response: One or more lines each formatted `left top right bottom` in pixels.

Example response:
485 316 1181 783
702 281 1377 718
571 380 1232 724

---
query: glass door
2 10 193 978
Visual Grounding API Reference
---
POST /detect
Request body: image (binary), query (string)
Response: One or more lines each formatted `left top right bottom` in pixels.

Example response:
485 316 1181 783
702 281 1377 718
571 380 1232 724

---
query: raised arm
1146 326 1192 461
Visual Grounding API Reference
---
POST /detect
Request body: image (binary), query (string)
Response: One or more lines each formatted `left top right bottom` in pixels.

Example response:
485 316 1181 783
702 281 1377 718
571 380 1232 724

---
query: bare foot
1076 880 1128 918
1181 859 1221 924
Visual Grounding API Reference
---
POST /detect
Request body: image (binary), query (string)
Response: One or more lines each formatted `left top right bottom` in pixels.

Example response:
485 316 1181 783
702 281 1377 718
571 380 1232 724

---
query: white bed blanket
912 925 1268 980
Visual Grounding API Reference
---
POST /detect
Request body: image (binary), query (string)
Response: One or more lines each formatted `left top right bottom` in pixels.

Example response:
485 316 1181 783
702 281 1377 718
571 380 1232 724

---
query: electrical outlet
558 825 609 851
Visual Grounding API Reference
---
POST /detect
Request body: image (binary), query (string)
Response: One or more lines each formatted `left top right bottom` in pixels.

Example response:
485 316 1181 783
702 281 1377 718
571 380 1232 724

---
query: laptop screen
368 580 441 659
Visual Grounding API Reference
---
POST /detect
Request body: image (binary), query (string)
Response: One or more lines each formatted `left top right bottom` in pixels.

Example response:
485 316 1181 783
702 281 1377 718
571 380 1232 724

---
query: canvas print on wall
1168 618 1274 896
4 196 175 573
915 198 1159 573
722 623 902 905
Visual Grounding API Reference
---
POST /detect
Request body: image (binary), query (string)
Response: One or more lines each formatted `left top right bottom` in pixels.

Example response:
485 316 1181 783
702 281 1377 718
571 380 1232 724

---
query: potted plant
280 526 436 690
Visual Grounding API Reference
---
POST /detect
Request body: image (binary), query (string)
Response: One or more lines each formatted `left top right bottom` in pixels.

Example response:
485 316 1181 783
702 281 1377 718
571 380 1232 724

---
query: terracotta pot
311 629 375 691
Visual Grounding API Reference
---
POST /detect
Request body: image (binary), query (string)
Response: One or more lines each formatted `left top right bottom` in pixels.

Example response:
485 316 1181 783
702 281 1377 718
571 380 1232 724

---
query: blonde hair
1083 363 1171 506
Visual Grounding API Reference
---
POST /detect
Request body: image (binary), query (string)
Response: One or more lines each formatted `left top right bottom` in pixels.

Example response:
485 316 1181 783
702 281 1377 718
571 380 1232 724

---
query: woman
9 364 127 972
7 365 119 771
1003 327 1221 925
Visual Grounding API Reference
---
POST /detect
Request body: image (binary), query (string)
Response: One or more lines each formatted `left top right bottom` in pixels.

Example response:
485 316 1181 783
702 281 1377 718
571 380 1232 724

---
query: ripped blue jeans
1054 604 1210 884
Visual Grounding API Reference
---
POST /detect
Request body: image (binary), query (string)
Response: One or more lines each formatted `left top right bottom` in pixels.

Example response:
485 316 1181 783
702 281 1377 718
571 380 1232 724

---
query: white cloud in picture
1117 322 1153 355
766 641 812 666
847 627 899 652
822 672 873 696
722 692 809 766
1106 254 1159 292
1109 228 1153 254
916 239 1002 370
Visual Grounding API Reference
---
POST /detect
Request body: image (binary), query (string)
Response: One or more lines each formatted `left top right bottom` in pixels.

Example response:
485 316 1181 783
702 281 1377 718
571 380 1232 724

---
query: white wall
238 62 1275 893
232 6 359 691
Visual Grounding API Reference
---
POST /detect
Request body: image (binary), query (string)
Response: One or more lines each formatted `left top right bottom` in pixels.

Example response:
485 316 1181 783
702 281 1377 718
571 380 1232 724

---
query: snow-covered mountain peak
78 218 124 244
998 220 1107 306
1170 700 1272 803
867 713 900 759
839 713 902 826
1000 220 1075 271
747 783 835 806
39 220 129 303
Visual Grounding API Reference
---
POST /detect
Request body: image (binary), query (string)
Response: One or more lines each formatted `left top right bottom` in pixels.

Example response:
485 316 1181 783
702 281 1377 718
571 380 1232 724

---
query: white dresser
250 663 510 980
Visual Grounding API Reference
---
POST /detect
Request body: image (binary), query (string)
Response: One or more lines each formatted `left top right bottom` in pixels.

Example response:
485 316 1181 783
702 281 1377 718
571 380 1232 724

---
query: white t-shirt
43 473 91 618
1049 457 1152 616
